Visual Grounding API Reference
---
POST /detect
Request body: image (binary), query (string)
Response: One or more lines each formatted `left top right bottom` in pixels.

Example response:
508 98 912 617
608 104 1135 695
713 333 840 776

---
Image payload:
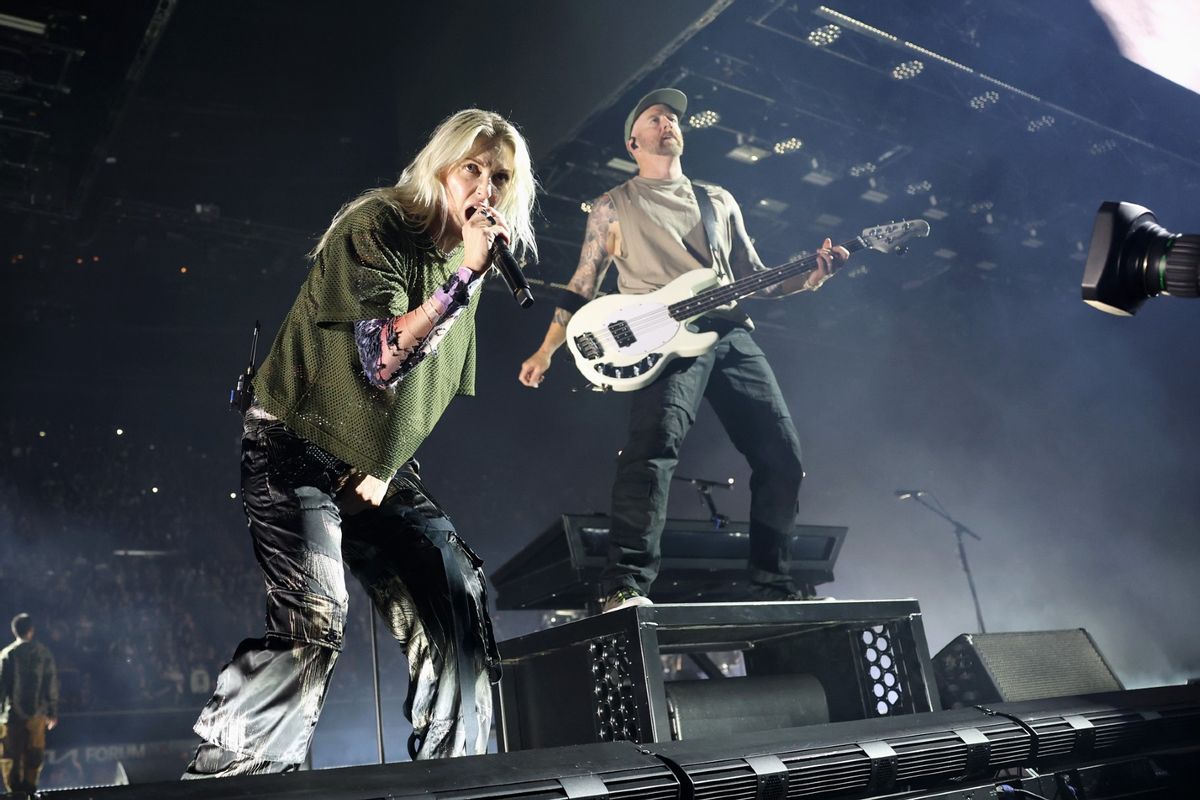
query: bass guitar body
565 269 722 392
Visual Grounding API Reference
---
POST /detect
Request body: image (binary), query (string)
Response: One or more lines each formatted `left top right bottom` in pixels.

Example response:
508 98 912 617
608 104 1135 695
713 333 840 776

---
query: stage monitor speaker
933 629 1123 709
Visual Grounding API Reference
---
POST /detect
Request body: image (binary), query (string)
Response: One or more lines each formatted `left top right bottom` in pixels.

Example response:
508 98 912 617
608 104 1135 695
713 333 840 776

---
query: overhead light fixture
980 74 1040 101
687 109 720 129
802 170 835 186
860 189 889 203
968 90 999 110
1026 114 1055 133
923 208 948 220
849 162 876 178
726 143 770 164
580 201 593 214
1088 139 1116 155
756 197 789 213
807 24 841 47
814 213 843 227
976 261 997 271
605 157 638 174
0 12 46 36
815 6 898 44
773 137 804 155
905 180 932 195
933 248 956 259
968 201 994 213
1021 237 1044 248
903 43 972 73
890 60 924 80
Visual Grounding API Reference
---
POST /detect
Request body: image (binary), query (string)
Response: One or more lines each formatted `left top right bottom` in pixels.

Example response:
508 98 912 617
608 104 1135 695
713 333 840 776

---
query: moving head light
1082 201 1200 315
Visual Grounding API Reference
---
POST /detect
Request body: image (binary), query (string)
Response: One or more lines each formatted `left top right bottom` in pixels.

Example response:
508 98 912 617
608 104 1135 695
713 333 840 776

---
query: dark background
1 0 1197 770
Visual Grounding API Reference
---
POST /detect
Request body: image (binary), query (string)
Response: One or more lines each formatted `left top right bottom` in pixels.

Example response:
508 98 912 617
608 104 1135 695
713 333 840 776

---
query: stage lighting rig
1082 201 1200 315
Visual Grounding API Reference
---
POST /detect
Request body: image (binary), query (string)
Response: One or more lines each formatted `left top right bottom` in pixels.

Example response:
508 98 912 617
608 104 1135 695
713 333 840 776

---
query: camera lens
1082 201 1200 316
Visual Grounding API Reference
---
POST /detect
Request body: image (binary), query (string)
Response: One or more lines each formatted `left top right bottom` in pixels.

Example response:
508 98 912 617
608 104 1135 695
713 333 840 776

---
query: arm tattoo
556 194 616 321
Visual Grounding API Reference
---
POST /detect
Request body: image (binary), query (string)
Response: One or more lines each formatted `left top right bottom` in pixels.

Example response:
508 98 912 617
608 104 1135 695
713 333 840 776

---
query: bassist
517 88 849 611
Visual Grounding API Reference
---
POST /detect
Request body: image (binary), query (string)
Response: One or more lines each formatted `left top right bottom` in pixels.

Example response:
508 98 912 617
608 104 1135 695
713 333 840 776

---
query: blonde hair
312 108 538 260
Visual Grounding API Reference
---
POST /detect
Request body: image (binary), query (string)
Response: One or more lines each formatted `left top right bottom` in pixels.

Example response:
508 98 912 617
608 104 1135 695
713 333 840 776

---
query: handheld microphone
477 209 533 308
894 488 924 499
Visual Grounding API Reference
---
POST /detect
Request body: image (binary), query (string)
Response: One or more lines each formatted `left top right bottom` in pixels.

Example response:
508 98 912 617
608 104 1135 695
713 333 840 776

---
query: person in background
0 613 60 800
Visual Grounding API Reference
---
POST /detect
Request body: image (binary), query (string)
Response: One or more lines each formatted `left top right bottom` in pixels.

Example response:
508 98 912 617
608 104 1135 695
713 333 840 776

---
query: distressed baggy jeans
184 413 499 777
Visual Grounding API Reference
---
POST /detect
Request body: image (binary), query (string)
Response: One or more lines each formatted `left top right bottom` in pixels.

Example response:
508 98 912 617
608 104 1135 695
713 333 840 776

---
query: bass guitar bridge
574 331 604 360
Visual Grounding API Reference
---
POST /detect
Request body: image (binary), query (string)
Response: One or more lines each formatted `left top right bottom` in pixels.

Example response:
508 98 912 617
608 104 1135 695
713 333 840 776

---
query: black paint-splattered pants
184 413 500 777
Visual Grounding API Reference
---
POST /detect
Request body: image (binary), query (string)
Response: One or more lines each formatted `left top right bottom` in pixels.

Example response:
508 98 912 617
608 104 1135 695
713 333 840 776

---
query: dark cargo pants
600 322 805 597
185 414 499 777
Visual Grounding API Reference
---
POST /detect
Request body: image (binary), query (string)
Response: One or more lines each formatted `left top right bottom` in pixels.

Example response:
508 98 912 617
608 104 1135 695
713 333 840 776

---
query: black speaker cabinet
933 629 1124 709
495 600 940 752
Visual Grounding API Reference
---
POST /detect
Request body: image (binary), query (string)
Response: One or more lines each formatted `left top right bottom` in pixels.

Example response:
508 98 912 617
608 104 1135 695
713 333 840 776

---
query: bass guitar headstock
860 219 931 255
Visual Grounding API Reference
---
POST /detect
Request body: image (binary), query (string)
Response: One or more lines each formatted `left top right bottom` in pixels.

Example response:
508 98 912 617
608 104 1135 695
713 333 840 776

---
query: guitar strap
690 180 732 284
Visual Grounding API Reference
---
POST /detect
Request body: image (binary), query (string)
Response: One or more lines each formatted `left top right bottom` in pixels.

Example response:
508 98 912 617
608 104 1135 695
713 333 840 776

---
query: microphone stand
674 475 734 529
905 492 988 633
369 596 385 764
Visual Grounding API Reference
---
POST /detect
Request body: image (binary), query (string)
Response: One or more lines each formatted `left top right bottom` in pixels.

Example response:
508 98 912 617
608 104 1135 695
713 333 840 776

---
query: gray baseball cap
624 88 688 142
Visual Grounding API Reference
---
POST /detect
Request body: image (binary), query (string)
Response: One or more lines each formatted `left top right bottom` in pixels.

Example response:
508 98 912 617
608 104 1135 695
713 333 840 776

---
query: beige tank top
607 175 758 324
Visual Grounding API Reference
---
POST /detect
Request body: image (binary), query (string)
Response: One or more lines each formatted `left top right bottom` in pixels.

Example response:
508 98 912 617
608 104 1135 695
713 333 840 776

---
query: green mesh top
253 198 479 479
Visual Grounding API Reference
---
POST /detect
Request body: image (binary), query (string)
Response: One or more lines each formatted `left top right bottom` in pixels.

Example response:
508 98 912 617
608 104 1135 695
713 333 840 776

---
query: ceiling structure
4 1 1198 318
534 0 1200 326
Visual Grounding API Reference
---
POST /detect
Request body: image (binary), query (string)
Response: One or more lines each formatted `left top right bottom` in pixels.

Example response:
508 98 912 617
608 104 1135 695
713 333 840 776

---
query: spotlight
772 137 803 155
890 60 924 80
905 180 932 195
849 162 876 177
1088 139 1117 155
968 90 999 110
1026 114 1055 132
580 201 593 214
687 110 720 129
807 24 841 47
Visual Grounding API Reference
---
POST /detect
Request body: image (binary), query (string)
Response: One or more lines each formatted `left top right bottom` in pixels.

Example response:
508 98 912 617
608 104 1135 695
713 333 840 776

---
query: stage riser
495 601 940 752
40 685 1200 800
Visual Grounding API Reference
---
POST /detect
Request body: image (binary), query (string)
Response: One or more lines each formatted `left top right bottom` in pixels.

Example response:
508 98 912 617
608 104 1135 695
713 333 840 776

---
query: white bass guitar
565 220 930 391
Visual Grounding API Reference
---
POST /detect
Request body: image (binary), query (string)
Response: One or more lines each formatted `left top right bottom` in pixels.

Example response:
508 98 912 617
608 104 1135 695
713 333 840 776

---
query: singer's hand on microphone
463 202 511 274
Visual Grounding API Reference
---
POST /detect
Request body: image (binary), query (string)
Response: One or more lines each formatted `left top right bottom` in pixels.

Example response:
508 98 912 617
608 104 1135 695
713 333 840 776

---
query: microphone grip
491 240 534 308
